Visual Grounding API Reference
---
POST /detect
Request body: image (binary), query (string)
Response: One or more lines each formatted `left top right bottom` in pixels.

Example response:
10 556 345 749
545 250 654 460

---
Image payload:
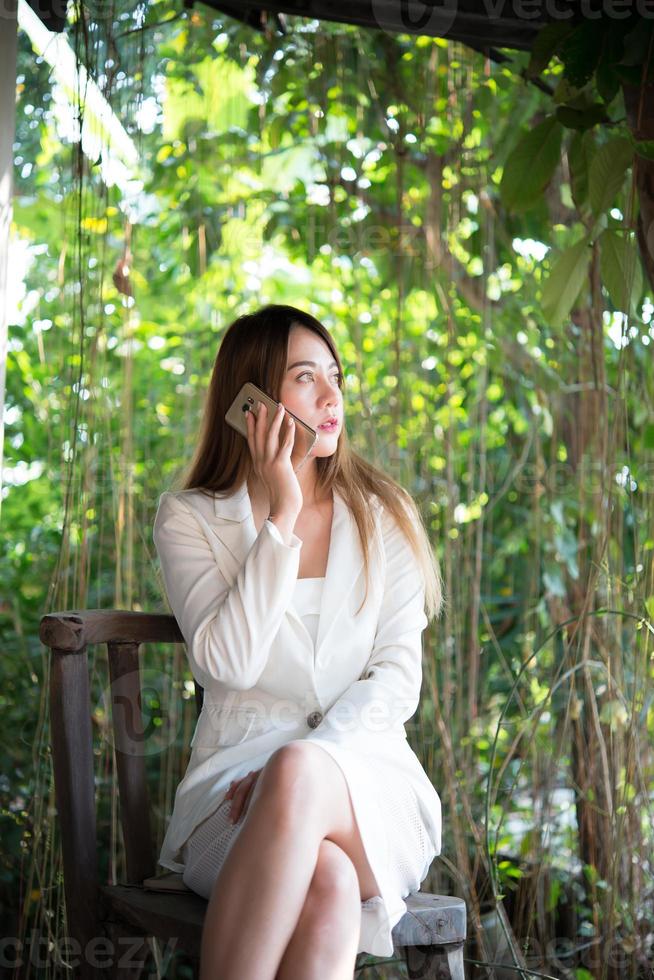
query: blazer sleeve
153 491 303 691
305 507 429 741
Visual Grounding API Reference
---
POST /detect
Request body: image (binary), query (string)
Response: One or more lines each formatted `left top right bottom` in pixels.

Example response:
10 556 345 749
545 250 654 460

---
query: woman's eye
298 372 343 384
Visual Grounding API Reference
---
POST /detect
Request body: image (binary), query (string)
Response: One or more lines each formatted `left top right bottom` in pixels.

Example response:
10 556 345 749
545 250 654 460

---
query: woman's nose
320 390 339 407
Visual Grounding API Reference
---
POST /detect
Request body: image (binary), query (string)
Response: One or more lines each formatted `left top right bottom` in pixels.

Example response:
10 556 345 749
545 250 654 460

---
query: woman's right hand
225 769 261 823
245 400 303 518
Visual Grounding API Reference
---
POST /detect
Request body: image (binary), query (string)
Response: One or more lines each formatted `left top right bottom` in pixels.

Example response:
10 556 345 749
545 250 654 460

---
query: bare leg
275 839 361 980
198 741 380 980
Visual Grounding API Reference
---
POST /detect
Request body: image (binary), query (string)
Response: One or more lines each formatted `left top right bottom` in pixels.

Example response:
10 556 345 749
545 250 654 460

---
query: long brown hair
178 305 443 620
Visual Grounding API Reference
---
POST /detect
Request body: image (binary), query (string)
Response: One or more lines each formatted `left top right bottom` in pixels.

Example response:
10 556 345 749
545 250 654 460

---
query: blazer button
307 711 323 729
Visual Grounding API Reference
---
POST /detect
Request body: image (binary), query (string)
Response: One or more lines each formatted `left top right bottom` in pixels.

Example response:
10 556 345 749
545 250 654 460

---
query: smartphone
225 382 318 471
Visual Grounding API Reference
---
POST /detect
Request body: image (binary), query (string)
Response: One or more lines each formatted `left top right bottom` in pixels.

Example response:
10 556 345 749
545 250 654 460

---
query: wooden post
107 641 156 885
0 0 18 515
404 941 466 979
49 648 100 980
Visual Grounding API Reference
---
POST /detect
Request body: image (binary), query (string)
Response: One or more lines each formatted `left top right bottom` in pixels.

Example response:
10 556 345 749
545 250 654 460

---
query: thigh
252 741 382 902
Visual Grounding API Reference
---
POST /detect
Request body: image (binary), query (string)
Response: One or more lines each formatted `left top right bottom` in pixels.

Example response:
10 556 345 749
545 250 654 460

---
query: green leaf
268 116 286 151
163 57 255 141
11 194 63 249
542 236 591 327
595 59 621 105
632 138 654 162
526 21 576 78
599 229 643 315
568 130 596 210
552 76 583 107
555 525 580 580
559 22 604 89
261 144 324 193
618 20 654 67
546 877 561 913
500 117 563 212
555 103 608 132
588 137 633 217
543 563 567 599
644 595 654 620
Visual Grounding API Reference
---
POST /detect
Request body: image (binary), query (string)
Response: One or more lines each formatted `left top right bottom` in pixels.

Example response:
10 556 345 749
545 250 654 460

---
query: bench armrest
40 609 184 652
41 607 187 955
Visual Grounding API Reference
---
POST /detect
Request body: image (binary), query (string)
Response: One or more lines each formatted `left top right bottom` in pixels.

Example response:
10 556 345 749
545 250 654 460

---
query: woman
153 304 444 980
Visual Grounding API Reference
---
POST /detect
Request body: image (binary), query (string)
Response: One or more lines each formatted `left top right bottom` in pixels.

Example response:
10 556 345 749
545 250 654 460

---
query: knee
257 742 322 822
306 840 361 923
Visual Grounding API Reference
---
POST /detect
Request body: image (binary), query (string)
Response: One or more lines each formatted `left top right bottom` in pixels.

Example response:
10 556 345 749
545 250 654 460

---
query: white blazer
153 479 442 873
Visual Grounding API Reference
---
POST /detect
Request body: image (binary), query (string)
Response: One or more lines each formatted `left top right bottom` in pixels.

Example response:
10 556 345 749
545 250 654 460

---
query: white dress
180 575 437 957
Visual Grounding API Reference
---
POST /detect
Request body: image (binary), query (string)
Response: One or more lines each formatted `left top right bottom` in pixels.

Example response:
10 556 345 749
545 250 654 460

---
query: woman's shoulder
155 487 218 522
157 486 213 505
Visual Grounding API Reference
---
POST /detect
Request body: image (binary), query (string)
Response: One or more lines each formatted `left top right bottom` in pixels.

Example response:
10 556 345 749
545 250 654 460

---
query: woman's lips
318 420 339 431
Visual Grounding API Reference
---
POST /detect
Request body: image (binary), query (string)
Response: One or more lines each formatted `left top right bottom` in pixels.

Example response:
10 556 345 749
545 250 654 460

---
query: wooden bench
41 609 466 978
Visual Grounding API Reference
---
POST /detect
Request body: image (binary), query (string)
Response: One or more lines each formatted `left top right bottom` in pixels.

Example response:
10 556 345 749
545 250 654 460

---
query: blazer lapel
211 480 256 567
210 478 374 665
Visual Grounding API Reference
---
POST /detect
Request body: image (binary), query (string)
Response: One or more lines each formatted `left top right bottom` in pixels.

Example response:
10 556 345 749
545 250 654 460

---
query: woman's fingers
231 782 249 822
243 396 303 518
247 400 292 470
281 411 295 456
226 773 246 800
225 774 245 801
228 770 259 823
240 775 258 819
266 401 295 462
256 402 268 459
245 407 255 459
264 401 285 460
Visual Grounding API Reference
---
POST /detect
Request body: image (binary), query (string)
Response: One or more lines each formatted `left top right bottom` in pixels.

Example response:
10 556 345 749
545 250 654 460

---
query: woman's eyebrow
287 359 338 371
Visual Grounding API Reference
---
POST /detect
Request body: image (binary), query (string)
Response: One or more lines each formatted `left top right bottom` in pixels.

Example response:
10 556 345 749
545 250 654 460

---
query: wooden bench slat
393 893 466 945
100 885 207 955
